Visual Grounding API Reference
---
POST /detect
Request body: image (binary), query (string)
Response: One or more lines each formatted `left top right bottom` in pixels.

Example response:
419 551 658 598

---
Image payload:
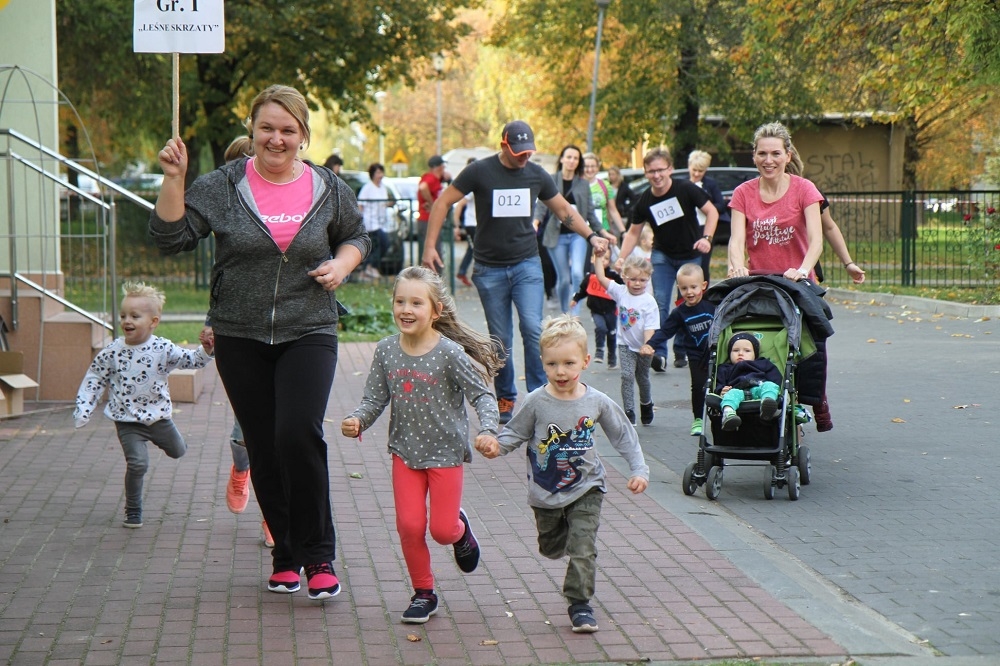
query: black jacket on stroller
704 276 833 407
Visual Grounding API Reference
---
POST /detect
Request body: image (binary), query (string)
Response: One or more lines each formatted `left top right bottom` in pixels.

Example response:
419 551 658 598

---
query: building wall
0 0 61 276
794 122 904 192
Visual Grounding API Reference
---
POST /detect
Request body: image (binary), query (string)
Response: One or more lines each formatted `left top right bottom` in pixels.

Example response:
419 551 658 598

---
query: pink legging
392 454 466 590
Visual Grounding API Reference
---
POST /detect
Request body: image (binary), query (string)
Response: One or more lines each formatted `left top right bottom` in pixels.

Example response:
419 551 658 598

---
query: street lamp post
374 90 387 165
433 53 445 156
586 0 611 153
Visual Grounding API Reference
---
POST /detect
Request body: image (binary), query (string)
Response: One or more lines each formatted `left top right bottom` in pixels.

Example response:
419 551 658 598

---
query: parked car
626 166 759 244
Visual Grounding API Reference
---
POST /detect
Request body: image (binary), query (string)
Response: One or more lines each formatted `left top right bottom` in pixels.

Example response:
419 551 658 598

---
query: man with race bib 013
616 147 718 371
422 120 610 425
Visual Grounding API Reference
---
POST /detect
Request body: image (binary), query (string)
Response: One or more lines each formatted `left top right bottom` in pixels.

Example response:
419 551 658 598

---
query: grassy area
138 280 397 346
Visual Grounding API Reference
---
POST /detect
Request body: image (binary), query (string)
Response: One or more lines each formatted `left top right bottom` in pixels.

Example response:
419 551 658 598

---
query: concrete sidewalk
0 283 959 665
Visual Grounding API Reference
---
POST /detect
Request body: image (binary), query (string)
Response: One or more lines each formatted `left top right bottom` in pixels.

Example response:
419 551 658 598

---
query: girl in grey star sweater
342 267 505 624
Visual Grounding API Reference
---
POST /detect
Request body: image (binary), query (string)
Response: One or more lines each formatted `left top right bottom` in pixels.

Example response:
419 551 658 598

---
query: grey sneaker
123 511 143 529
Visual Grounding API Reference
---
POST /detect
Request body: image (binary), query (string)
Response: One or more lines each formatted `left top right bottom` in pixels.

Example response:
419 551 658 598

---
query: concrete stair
0 283 110 403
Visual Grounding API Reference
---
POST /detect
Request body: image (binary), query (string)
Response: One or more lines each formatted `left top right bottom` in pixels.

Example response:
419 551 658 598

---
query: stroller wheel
762 465 775 500
682 462 698 496
786 466 801 501
706 466 723 500
796 445 812 485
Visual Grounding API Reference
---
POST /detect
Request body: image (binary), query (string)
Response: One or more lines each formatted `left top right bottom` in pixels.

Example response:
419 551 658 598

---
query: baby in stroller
715 332 781 431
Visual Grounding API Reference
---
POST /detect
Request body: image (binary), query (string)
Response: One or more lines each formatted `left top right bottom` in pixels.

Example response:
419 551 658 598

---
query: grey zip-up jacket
148 158 370 345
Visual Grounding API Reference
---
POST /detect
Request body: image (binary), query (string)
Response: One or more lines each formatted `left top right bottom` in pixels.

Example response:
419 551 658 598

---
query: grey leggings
115 420 187 512
618 346 652 412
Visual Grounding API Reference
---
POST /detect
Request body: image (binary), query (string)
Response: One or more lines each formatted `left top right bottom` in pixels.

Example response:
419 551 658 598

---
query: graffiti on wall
805 151 880 192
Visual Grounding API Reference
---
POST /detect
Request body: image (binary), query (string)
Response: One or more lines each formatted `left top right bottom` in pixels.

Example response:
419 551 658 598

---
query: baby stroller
682 277 820 501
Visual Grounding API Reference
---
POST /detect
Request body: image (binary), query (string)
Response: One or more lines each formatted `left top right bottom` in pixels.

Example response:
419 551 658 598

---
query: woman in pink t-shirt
727 122 823 282
726 121 833 432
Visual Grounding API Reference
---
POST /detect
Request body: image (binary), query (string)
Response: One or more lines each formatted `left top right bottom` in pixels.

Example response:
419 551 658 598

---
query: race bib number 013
492 188 531 218
649 197 683 226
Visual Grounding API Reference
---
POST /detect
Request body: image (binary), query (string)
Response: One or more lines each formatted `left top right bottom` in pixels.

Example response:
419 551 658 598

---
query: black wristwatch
587 232 599 243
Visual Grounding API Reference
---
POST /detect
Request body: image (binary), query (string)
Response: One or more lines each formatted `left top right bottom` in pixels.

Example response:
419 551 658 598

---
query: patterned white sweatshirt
74 336 213 427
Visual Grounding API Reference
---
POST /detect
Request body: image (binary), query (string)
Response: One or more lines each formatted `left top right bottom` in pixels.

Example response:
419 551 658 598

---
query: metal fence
822 190 1000 289
60 184 1000 298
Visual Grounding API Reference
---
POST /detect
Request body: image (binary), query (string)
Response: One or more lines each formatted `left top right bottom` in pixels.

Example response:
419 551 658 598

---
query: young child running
341 266 503 624
476 315 649 633
714 332 782 431
640 263 716 436
570 251 622 368
595 252 660 425
74 282 214 528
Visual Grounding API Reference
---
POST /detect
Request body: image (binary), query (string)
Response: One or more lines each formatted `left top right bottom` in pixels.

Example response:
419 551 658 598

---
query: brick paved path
0 337 846 664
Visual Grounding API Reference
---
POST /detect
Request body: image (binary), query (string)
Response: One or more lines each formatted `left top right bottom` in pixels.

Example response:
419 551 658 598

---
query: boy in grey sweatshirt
477 315 648 633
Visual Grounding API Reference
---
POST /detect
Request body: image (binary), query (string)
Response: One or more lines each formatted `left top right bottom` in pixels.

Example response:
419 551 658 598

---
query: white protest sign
133 0 225 54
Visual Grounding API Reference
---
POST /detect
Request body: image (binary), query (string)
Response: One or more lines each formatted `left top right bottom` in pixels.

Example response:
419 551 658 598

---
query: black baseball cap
501 120 536 156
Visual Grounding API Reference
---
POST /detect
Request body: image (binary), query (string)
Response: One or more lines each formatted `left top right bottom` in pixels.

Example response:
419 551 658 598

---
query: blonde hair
224 136 253 162
688 150 712 171
582 152 601 169
621 254 653 278
639 224 654 245
676 262 705 282
539 315 588 356
752 121 793 154
393 267 505 380
121 281 165 315
785 144 805 176
246 84 311 147
643 146 673 168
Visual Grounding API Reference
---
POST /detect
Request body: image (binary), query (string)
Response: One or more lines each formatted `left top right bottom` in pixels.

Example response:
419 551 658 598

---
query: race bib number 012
492 188 531 218
649 197 683 226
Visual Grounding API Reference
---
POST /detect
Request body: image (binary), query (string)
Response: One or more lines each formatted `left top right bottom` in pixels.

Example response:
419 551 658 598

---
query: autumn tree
740 0 990 189
56 0 477 178
490 0 821 165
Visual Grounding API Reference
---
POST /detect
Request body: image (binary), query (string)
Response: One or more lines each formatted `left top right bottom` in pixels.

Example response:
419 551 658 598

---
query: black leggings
215 334 338 571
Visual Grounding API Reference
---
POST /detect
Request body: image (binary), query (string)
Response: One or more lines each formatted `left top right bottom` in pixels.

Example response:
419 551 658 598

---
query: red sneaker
304 562 341 600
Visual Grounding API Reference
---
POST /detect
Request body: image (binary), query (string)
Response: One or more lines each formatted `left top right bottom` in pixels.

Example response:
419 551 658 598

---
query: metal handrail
14 273 112 332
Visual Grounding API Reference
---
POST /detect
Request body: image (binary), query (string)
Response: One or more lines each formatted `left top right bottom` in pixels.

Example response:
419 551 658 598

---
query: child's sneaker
568 603 598 633
304 562 341 600
759 396 779 421
226 465 250 514
123 511 143 529
453 509 480 573
650 355 667 372
673 354 688 368
498 398 516 425
625 409 636 425
690 417 703 436
721 407 741 431
607 352 617 369
593 348 604 363
640 402 654 426
267 569 301 594
401 589 438 624
261 521 274 548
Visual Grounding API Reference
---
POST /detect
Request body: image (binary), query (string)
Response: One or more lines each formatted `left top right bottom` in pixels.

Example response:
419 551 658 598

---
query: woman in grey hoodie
150 84 369 601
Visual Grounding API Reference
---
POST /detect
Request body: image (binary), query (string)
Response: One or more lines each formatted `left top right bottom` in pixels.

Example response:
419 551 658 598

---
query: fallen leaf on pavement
480 640 499 646
867 338 877 343
407 634 421 642
953 405 969 409
891 417 906 423
903 398 910 403
951 333 973 338
349 472 363 479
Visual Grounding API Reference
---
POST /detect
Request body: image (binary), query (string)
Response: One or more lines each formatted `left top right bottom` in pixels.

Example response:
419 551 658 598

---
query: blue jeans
472 256 547 400
548 232 588 317
650 249 693 359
